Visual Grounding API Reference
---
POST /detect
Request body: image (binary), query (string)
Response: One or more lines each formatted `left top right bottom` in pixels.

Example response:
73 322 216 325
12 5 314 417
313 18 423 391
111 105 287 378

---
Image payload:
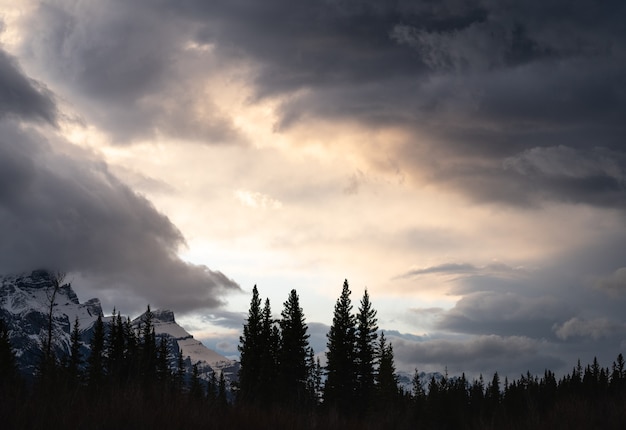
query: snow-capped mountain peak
1 270 239 384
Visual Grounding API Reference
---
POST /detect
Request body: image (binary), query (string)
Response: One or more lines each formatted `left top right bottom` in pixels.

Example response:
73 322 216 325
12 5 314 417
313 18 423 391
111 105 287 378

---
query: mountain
0 270 239 385
397 369 446 394
0 270 102 377
133 308 239 382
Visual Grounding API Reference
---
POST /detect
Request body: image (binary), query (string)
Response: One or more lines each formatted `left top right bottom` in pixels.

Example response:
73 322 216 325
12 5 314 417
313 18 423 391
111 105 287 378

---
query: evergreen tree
0 318 18 386
207 369 218 405
189 362 204 399
610 353 625 391
324 279 357 413
486 371 501 414
123 316 138 382
237 285 264 404
355 288 378 412
412 368 426 399
105 310 125 383
67 315 82 383
87 314 105 387
258 298 280 405
174 349 186 392
217 370 228 407
278 289 311 407
375 331 399 407
306 348 323 405
156 335 170 383
410 368 426 422
139 305 157 382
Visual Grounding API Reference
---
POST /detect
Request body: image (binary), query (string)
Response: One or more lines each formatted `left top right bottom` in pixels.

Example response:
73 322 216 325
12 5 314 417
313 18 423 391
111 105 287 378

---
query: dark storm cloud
165 0 626 208
19 0 242 144
0 49 56 124
0 49 240 312
0 120 240 310
391 333 564 377
20 1 626 207
437 291 570 339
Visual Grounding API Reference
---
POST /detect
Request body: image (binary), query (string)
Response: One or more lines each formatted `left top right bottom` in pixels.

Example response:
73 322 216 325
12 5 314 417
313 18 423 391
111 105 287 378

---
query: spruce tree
306 348 323 405
106 310 125 383
486 371 501 408
67 315 82 383
258 297 280 405
123 316 138 382
0 318 18 386
189 362 204 399
156 335 170 383
324 279 357 413
355 288 378 412
237 285 264 404
139 305 157 382
207 369 218 405
174 349 186 392
278 289 311 407
87 314 105 387
376 331 399 407
218 370 228 407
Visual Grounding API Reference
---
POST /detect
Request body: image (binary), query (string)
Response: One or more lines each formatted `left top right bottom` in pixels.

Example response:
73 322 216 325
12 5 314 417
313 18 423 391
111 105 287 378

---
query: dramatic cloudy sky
1 0 625 379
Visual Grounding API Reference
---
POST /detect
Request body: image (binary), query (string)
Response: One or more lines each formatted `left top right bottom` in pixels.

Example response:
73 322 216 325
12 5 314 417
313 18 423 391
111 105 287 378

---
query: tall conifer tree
258 297 280 405
0 318 18 386
237 285 264 403
278 289 311 407
376 331 400 408
324 279 357 413
156 335 170 383
87 314 105 387
355 288 378 412
139 305 157 382
106 310 125 383
67 315 82 383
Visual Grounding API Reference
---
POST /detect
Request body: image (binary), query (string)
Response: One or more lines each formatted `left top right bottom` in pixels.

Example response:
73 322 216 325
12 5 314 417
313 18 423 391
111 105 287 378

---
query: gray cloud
438 291 570 339
16 1 626 207
0 49 57 123
398 262 524 279
0 119 240 311
391 333 564 378
18 0 243 144
0 49 240 313
178 0 626 208
553 317 626 341
595 268 626 296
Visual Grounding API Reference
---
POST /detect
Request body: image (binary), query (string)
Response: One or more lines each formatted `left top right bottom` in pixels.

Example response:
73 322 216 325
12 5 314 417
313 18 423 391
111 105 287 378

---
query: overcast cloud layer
1 0 625 378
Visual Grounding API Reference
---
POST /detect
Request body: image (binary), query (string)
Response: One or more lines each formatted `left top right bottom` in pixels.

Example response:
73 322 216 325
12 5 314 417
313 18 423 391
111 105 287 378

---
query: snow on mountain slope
1 270 239 384
133 308 238 380
0 270 102 375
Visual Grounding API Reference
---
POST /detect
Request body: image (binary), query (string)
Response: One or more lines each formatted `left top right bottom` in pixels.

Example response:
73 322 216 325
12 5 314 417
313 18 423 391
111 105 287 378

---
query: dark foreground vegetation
2 280 626 428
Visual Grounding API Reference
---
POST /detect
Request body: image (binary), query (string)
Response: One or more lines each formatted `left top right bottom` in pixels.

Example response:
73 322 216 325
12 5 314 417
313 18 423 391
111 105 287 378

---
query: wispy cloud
397 262 525 279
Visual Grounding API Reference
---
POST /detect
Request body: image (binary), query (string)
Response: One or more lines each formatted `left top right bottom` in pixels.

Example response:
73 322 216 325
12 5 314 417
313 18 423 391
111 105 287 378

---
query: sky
1 0 625 380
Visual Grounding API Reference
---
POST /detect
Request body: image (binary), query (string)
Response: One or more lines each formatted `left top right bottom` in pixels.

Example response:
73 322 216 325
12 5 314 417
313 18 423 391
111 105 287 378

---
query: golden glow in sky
2 0 625 377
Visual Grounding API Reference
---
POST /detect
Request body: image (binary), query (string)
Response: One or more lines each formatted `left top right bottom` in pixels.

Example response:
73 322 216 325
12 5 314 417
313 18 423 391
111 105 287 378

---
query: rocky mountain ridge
0 270 238 384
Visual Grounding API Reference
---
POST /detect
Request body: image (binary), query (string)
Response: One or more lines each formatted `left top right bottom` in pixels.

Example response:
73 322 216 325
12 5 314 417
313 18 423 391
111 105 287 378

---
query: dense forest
1 279 626 429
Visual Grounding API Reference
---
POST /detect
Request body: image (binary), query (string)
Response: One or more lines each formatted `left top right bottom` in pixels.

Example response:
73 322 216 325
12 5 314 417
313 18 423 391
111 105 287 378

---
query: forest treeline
1 279 626 429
